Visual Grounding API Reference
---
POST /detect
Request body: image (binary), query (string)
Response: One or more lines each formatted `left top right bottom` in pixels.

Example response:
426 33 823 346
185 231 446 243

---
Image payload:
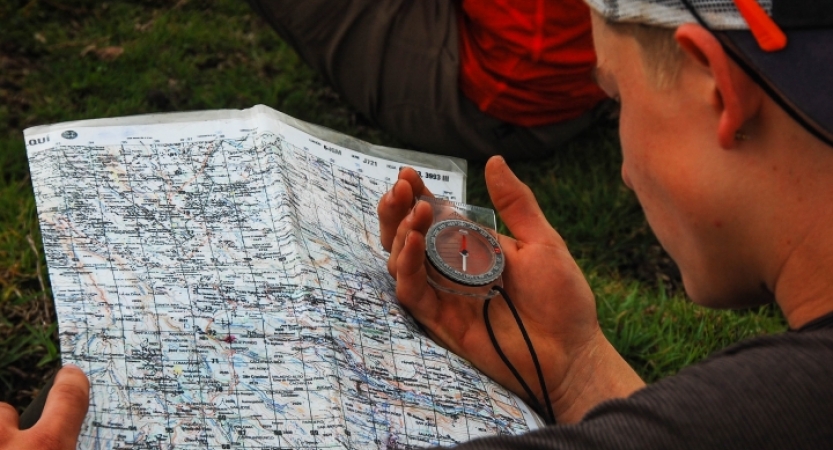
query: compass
425 219 505 287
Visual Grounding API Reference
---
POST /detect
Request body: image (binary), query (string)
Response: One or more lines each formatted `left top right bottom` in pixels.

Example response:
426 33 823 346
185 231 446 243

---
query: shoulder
583 329 833 448
454 331 833 450
658 328 833 393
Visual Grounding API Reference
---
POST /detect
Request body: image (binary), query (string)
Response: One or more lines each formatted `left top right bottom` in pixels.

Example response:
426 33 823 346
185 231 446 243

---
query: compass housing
425 219 505 287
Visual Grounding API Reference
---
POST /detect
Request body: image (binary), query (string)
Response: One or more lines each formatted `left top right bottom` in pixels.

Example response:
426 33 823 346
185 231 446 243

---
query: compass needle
460 232 469 272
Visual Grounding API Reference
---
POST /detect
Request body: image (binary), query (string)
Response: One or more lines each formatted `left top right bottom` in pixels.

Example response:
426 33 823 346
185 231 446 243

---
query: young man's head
583 0 833 326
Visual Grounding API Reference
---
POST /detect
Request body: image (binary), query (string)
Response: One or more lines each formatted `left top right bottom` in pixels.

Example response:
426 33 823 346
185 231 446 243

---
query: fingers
394 230 441 323
378 168 432 251
397 167 430 200
386 200 434 277
0 402 18 430
33 365 89 441
395 231 430 300
485 156 562 245
379 179 414 252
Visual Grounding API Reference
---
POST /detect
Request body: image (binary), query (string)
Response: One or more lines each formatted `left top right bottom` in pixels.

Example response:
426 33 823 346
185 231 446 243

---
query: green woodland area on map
0 0 785 413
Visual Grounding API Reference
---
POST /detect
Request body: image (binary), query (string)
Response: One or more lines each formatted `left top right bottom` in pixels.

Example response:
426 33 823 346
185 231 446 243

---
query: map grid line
25 110 538 449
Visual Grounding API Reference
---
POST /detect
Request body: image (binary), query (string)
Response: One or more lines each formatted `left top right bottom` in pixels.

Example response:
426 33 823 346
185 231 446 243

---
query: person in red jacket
245 0 609 160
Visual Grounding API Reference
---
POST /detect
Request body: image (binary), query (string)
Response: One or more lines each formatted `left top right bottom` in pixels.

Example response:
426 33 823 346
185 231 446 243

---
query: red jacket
458 0 607 127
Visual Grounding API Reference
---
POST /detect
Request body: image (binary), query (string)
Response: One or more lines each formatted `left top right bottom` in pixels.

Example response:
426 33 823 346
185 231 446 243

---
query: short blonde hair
607 21 684 89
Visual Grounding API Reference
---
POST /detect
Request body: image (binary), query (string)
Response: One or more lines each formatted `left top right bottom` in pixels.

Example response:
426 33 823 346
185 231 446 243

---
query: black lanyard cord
483 285 556 425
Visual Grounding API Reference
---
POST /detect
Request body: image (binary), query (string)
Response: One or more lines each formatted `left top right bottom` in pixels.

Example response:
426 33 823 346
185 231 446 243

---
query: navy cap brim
717 28 833 147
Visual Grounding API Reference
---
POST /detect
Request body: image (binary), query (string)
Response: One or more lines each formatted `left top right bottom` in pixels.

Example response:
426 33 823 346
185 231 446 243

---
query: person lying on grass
377 0 833 447
245 0 608 161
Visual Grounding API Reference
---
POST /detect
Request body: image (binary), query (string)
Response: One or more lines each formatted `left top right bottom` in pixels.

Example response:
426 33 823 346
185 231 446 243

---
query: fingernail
57 364 83 381
405 230 412 242
410 200 421 217
387 181 401 205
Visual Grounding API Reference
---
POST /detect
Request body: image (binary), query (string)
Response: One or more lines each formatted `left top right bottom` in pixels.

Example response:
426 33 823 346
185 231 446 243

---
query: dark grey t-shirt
454 312 833 449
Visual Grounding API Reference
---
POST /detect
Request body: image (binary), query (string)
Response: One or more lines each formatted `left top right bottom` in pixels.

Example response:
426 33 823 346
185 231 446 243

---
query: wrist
548 328 645 424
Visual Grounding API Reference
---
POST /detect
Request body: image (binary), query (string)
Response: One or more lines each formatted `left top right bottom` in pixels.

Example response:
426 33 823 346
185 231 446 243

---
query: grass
0 0 785 412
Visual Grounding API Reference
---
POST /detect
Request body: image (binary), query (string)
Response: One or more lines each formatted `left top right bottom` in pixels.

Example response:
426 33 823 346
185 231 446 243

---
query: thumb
485 156 557 244
33 365 90 441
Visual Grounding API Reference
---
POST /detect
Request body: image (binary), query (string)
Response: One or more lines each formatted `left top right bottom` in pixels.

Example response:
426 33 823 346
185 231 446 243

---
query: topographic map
25 106 539 449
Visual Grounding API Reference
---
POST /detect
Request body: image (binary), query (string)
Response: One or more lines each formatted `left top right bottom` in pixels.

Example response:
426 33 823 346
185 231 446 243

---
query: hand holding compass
377 158 633 424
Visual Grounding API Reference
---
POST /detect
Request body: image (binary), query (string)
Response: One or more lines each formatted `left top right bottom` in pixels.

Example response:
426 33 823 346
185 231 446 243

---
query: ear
674 24 763 149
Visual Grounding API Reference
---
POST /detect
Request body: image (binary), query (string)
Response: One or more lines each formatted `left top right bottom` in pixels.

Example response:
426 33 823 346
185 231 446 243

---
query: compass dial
425 219 505 287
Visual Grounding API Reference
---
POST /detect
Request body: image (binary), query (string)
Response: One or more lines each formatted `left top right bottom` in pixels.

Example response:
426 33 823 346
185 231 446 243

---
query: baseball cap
583 0 833 147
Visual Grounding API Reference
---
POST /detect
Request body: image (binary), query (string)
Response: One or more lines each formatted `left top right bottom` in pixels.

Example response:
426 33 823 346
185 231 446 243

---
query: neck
762 123 833 329
773 219 833 329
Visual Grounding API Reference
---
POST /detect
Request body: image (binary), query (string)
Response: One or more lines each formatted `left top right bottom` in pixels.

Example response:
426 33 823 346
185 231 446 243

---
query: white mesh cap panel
583 0 773 30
